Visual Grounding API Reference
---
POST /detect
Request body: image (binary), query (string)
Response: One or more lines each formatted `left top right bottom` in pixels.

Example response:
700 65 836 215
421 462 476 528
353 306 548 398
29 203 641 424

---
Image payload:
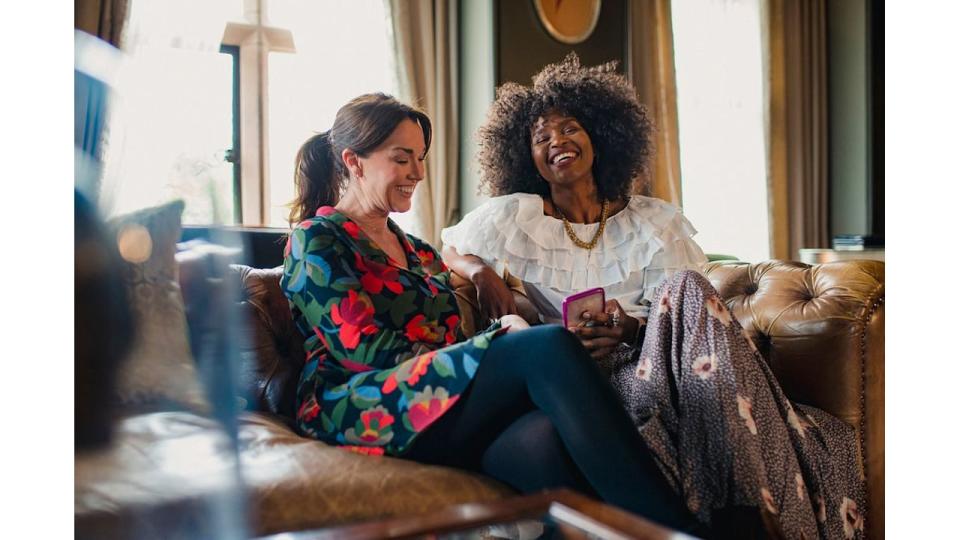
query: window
102 0 238 224
672 0 771 262
267 0 398 227
102 0 398 228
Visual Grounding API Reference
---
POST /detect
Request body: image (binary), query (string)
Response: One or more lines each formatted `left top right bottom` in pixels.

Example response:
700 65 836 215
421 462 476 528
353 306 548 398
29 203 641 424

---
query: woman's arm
441 245 518 320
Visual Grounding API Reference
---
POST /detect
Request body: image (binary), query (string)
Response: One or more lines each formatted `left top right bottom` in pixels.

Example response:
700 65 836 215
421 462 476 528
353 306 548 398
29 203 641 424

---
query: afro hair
476 53 654 202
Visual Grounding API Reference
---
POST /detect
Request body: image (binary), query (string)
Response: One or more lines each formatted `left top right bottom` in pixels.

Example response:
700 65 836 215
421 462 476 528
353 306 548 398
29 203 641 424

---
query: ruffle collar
445 193 697 291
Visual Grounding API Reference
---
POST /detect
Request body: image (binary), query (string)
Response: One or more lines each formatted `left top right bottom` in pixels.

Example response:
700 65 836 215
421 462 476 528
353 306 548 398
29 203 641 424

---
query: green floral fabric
281 206 502 455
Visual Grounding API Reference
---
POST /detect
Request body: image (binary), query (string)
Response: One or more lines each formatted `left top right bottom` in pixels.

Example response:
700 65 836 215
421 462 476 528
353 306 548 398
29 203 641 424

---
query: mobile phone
562 287 605 328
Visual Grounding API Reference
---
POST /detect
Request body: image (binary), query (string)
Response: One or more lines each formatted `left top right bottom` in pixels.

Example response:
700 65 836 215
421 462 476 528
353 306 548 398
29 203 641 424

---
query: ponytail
289 131 342 226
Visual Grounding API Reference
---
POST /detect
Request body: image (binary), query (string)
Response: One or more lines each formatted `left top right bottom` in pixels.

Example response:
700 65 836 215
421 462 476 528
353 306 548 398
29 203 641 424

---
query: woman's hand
568 299 642 359
472 265 518 321
498 314 530 334
440 245 518 322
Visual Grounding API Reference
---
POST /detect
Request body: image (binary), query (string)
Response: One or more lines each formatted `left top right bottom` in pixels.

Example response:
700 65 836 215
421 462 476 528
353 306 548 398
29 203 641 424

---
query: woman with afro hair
442 54 865 539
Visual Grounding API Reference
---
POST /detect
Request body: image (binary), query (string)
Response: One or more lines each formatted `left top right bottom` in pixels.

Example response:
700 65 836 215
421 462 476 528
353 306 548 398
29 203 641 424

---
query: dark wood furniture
255 489 694 540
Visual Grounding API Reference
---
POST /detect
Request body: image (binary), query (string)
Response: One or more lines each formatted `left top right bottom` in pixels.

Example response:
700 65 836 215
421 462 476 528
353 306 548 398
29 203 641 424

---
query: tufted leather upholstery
701 260 884 540
452 259 884 539
231 266 305 419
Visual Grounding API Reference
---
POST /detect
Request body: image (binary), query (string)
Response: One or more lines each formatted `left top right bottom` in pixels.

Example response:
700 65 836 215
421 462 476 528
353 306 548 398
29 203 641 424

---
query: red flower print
405 314 445 343
339 358 375 373
298 396 321 423
444 315 460 344
341 445 385 456
361 407 394 432
382 373 398 394
355 253 404 295
407 386 460 432
382 351 437 394
330 289 378 349
417 249 435 267
344 406 395 446
316 206 337 217
405 353 434 386
343 221 361 239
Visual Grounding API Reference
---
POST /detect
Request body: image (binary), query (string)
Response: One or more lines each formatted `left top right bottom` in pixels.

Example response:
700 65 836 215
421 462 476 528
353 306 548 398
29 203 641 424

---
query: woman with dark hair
280 93 698 531
441 56 865 539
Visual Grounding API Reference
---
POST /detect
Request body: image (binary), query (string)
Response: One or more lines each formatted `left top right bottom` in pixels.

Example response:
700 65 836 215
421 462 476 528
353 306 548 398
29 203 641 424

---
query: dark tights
404 325 692 530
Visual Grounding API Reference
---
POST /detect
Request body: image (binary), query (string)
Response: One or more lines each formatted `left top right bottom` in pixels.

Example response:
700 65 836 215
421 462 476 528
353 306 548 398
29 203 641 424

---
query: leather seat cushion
76 412 513 537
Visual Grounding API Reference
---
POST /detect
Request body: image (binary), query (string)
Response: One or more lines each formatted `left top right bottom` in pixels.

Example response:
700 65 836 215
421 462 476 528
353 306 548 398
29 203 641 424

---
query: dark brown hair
288 93 433 226
476 53 653 202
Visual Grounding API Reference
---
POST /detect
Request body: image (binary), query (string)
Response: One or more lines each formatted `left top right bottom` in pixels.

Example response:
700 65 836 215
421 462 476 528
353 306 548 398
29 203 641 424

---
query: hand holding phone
561 287 605 328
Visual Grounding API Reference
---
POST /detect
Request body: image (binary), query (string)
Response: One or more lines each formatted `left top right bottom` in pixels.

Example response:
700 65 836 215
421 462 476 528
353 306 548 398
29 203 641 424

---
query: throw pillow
109 200 209 413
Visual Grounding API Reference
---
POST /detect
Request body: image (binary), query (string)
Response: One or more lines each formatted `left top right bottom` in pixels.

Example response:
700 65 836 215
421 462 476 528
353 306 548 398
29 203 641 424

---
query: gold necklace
556 200 608 250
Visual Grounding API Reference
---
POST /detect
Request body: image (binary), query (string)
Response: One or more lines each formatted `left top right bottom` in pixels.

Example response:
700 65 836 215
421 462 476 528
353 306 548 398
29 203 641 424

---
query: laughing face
355 118 426 214
530 111 596 189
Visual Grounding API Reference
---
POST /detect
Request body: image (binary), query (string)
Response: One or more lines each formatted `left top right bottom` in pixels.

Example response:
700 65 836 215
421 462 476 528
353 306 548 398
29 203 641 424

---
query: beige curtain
765 0 830 260
627 0 683 206
387 0 459 246
75 0 129 47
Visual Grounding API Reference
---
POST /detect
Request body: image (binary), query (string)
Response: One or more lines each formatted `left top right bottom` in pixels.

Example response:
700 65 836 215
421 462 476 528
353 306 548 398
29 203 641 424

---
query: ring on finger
610 311 621 328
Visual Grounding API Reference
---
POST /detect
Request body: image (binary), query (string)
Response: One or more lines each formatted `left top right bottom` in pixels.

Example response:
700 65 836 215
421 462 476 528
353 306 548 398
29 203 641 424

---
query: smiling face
353 118 427 214
530 111 596 189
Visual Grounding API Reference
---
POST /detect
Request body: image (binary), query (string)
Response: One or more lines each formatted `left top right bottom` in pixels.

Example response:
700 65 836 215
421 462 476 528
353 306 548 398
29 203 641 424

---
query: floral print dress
610 270 866 539
281 207 503 456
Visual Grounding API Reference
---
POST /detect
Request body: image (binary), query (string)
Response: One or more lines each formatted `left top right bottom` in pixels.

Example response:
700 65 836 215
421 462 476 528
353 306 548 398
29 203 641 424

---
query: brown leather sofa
75 257 883 539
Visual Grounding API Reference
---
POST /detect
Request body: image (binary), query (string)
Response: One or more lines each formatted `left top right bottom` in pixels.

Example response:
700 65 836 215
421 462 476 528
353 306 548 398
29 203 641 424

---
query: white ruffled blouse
440 193 707 322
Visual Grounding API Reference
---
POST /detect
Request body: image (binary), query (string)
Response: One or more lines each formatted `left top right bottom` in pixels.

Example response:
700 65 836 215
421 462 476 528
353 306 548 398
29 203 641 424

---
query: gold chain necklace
556 200 608 250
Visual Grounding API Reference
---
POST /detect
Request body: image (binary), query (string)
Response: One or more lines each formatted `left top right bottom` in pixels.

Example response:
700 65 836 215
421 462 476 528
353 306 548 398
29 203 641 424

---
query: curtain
75 0 129 48
386 0 459 246
765 0 830 260
75 0 129 202
627 0 683 206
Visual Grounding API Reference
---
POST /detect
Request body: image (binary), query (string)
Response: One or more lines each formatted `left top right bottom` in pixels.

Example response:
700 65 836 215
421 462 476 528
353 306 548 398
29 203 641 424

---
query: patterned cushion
109 200 209 413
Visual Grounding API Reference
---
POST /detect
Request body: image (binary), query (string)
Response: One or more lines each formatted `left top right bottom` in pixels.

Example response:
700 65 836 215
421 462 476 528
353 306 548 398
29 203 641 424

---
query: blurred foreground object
75 190 133 451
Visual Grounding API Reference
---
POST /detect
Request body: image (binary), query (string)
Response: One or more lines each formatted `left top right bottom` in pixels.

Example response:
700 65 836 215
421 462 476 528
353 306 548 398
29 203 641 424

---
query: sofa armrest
703 259 884 539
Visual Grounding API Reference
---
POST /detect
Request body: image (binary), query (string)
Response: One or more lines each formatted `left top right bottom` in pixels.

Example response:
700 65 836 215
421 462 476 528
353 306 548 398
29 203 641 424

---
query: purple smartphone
562 287 605 328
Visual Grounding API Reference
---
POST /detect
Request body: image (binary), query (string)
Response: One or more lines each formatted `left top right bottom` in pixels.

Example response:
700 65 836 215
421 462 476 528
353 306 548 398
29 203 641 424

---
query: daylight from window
672 0 771 262
102 0 237 224
101 0 399 229
268 0 398 228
